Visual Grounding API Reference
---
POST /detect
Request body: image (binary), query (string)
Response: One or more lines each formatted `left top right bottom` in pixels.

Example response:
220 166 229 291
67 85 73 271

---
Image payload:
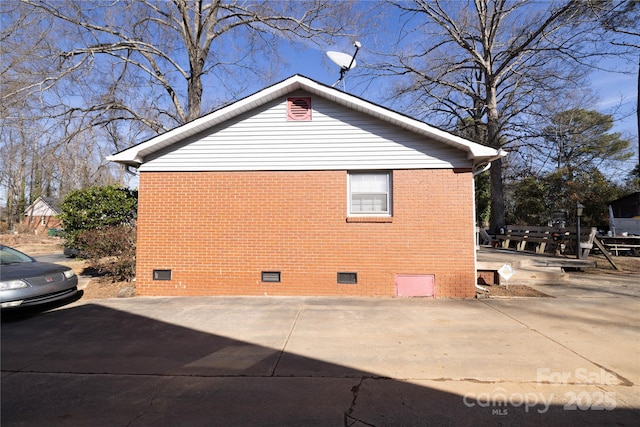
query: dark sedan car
0 245 78 309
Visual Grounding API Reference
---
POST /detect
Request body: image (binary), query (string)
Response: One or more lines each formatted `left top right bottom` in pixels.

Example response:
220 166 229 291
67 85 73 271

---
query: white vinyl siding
141 91 470 172
24 199 58 217
349 172 391 216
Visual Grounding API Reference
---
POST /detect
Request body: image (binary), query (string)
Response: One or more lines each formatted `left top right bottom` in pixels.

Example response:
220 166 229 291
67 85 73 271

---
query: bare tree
2 0 362 226
590 0 640 169
18 0 358 133
1 1 58 227
367 0 616 232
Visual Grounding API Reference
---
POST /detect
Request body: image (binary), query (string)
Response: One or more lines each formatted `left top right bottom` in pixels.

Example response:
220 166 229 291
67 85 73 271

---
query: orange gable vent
287 97 312 121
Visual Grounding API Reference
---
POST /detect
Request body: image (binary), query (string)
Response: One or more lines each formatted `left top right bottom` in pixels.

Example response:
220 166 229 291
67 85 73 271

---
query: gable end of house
107 75 506 170
139 90 474 172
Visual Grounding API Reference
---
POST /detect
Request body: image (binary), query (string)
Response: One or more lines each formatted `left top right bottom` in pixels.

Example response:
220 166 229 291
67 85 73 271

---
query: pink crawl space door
395 274 435 297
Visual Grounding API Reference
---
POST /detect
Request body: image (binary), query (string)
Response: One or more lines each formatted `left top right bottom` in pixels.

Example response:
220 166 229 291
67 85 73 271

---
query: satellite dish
327 41 361 88
327 51 357 71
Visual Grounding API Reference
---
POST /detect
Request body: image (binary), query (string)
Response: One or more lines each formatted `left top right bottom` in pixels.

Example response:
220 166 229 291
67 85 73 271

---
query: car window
0 246 34 265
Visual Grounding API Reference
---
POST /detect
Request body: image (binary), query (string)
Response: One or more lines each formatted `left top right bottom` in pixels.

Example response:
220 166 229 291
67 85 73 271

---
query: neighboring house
108 75 506 298
610 192 640 236
23 196 61 234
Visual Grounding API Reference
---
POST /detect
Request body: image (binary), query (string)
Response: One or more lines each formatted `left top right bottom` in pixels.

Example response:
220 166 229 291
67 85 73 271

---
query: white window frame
347 171 392 217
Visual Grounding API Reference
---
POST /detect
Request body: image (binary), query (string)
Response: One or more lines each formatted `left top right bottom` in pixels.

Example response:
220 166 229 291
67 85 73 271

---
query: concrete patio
2 275 639 427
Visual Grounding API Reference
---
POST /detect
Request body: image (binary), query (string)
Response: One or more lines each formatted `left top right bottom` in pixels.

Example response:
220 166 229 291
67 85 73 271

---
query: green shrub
59 185 137 250
59 185 137 280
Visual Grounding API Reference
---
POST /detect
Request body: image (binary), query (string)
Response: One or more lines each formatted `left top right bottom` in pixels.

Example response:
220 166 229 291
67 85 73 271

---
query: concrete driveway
2 281 639 426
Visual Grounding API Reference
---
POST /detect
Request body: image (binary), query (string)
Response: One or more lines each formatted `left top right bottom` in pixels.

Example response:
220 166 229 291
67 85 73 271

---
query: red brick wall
23 216 62 235
136 169 476 298
477 270 498 286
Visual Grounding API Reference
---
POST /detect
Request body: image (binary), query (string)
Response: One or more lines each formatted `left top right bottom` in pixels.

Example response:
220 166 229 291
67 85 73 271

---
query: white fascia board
107 75 506 167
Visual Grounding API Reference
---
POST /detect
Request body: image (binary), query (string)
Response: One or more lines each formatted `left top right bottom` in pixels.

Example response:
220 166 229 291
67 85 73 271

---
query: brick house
108 75 505 298
23 196 61 235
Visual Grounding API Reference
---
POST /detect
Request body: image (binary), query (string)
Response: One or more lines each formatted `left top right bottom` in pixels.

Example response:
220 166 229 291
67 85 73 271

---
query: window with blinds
348 172 391 216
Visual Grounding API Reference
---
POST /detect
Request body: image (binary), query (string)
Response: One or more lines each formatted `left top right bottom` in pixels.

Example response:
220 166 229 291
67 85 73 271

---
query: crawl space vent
153 269 172 281
337 272 357 284
287 97 312 121
262 271 281 283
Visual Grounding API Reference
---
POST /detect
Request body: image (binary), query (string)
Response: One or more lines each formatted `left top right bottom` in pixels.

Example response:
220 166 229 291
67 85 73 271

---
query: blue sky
590 65 638 135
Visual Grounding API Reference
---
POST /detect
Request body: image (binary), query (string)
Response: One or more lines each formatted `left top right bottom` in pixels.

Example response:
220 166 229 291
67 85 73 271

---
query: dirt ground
482 284 551 298
587 252 640 272
0 233 65 255
2 234 639 299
